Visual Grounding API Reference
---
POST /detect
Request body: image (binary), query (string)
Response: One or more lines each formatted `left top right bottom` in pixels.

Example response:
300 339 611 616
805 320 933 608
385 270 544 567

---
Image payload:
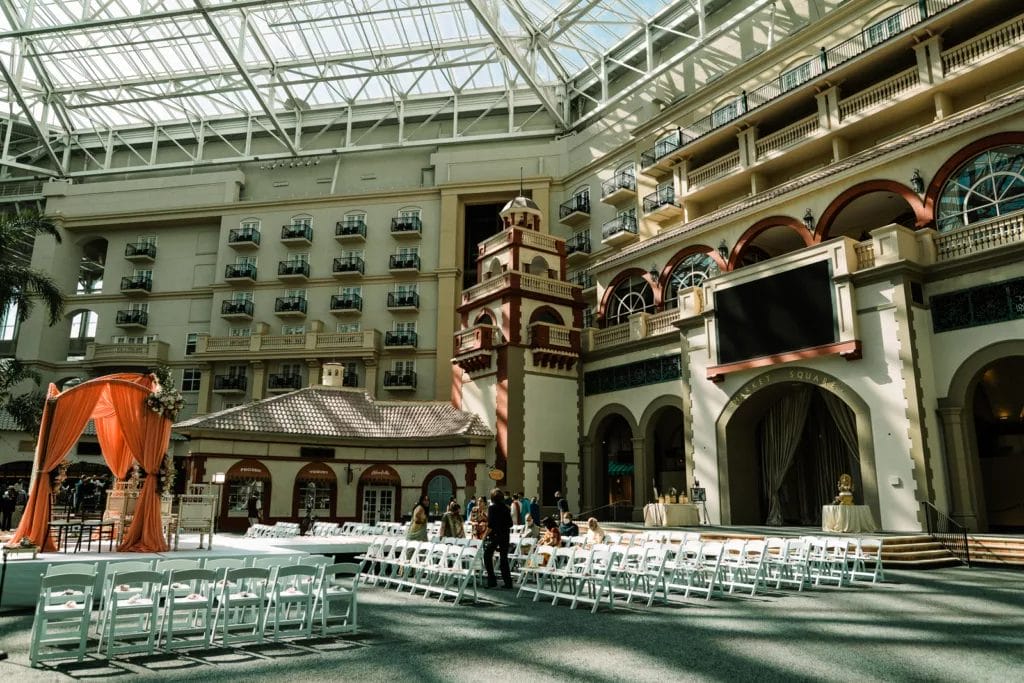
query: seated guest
521 513 541 540
559 511 579 538
441 501 465 539
538 516 561 547
585 517 607 546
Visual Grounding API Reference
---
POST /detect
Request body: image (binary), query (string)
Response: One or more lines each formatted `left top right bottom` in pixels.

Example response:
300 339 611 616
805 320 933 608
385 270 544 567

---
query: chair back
44 562 98 577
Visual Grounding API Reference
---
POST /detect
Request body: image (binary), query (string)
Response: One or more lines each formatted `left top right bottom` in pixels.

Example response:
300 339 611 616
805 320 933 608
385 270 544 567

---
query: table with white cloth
643 503 700 527
821 505 878 533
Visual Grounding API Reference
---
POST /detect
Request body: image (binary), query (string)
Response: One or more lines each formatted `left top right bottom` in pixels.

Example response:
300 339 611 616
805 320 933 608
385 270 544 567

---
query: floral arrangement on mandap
145 366 185 420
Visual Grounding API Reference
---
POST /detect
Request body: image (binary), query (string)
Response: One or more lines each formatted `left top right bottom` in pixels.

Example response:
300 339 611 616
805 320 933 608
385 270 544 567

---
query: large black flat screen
716 260 836 365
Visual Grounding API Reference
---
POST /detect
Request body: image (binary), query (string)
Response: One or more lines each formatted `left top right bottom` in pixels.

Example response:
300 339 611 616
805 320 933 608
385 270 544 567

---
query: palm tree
0 210 64 325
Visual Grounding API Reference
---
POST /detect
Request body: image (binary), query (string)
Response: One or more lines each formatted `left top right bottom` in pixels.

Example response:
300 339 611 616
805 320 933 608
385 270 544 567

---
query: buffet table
821 505 878 533
643 502 700 527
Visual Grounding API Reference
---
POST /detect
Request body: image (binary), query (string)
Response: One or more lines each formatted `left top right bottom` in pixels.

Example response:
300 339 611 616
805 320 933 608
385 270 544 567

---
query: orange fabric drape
111 384 172 552
94 417 134 479
9 383 107 551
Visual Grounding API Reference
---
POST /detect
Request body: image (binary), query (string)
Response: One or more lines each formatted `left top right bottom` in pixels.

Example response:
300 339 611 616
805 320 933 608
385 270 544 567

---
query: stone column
937 405 984 531
250 360 265 401
631 436 646 522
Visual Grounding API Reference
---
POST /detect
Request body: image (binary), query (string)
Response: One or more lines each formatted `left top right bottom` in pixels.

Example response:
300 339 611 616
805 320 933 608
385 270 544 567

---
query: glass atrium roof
0 0 682 134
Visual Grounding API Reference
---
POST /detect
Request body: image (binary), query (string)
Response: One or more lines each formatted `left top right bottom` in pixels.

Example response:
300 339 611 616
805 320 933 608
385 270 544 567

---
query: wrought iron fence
922 501 970 567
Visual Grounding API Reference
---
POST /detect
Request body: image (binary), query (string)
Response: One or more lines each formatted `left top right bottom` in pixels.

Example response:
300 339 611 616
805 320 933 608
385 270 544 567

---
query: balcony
568 271 595 290
114 309 148 329
601 215 638 248
195 329 382 359
528 322 580 371
329 294 362 314
278 260 310 281
213 375 248 393
274 296 307 317
228 228 261 249
332 256 365 277
558 195 590 227
267 373 302 393
640 130 687 177
452 325 500 373
280 224 313 245
120 275 152 296
566 231 591 264
124 243 156 262
390 215 422 238
335 219 367 242
387 292 419 310
220 299 254 320
83 340 170 366
389 254 420 272
642 187 683 223
224 263 257 283
383 371 416 390
601 172 637 205
384 331 418 348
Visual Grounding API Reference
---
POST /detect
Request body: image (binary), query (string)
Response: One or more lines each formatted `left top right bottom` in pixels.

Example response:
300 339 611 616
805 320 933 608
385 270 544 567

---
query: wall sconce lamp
803 209 815 231
910 169 925 194
717 240 730 262
212 472 225 485
345 463 354 485
648 264 660 281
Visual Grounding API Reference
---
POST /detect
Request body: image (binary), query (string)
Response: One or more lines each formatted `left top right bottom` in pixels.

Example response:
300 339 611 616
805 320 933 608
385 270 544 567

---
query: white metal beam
0 57 61 175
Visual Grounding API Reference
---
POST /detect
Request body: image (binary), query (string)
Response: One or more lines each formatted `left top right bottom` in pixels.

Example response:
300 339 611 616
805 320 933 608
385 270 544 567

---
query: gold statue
834 473 854 506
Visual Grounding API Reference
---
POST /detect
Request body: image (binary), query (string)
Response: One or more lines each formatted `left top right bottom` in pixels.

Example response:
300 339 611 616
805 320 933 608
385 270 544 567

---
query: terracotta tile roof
173 386 493 441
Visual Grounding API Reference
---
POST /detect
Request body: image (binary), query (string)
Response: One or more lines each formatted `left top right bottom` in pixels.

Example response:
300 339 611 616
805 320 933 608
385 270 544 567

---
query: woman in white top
585 517 607 547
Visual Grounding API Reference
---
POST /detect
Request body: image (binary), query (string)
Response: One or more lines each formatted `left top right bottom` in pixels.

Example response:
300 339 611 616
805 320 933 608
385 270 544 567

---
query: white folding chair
850 537 885 584
313 563 359 635
97 569 163 658
96 560 154 635
265 564 319 640
29 573 95 667
213 567 271 645
160 568 218 651
203 557 247 576
43 562 98 577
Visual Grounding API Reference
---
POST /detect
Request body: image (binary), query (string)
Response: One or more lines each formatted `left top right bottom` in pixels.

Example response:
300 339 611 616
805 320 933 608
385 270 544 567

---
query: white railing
687 151 740 189
646 309 679 337
314 332 368 349
934 213 1024 262
838 67 920 121
942 15 1024 75
203 337 251 352
520 230 561 252
592 324 630 349
520 272 576 299
454 325 499 353
477 230 510 255
529 323 574 348
87 341 169 360
755 114 820 159
855 242 876 270
462 273 511 304
261 334 306 350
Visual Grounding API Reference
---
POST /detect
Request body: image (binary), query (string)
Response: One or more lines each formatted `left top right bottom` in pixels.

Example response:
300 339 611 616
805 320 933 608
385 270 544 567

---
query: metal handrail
921 501 970 567
576 500 634 524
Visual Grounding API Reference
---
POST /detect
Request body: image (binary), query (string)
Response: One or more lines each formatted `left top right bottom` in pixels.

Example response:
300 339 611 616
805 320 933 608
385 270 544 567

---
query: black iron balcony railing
335 219 367 238
330 294 363 311
566 231 591 257
332 256 365 274
652 130 687 161
387 292 420 308
568 271 595 288
280 224 313 241
120 276 152 292
643 187 679 213
278 261 310 277
115 309 148 326
225 263 257 279
275 296 307 313
342 372 359 387
559 194 590 219
384 331 418 347
601 171 636 197
124 243 157 259
390 215 422 234
389 254 421 270
221 299 254 316
383 371 417 388
640 147 657 169
213 374 248 391
228 228 261 245
601 215 638 240
268 373 302 391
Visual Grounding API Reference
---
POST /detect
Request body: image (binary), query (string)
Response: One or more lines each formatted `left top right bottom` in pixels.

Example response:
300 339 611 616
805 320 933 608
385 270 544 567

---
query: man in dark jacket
555 490 569 517
483 488 513 589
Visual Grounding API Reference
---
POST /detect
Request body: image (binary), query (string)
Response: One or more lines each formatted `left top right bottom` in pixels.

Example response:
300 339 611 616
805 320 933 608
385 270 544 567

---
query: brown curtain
761 386 813 526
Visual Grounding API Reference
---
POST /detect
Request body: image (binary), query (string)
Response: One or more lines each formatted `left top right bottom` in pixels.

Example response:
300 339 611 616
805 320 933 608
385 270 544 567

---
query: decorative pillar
937 405 984 531
250 361 265 401
631 436 647 522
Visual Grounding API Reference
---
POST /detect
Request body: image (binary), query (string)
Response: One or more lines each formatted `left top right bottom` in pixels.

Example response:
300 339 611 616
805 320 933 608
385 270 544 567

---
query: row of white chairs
30 558 358 668
357 537 481 605
244 521 301 538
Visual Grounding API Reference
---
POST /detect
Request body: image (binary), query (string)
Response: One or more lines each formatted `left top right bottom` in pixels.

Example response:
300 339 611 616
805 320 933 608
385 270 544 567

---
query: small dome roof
500 195 540 213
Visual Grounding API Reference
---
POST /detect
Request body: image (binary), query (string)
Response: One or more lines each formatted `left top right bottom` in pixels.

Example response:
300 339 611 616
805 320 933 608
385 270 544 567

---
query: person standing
529 496 541 526
406 494 430 541
464 495 476 522
483 488 513 589
0 486 15 530
555 491 569 517
246 489 263 527
509 493 522 527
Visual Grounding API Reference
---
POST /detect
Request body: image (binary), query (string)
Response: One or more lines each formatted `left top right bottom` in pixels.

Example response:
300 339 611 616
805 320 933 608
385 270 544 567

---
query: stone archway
640 395 687 504
938 340 1024 531
715 367 878 526
583 404 639 516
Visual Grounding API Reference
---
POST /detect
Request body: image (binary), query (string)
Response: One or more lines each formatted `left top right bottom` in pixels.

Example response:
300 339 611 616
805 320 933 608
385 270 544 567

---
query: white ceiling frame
0 50 60 174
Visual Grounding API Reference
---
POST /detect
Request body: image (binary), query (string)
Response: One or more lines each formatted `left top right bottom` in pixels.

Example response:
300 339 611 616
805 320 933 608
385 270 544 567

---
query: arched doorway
291 461 338 522
596 413 635 511
721 372 876 526
423 469 456 518
646 405 686 499
357 464 401 524
222 459 272 532
968 356 1024 531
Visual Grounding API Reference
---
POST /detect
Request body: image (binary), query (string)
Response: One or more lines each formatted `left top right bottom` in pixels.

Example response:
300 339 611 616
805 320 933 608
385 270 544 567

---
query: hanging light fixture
910 169 925 194
717 240 730 261
648 264 660 280
803 209 815 231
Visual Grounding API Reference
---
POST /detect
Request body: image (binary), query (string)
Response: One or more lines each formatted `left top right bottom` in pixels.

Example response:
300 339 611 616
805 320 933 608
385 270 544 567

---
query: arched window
665 252 717 308
606 275 654 326
936 145 1024 232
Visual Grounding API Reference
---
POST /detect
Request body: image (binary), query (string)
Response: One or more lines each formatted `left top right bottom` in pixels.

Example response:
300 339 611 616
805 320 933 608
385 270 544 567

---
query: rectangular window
240 220 260 232
229 327 252 337
340 286 361 297
236 255 257 266
0 302 18 341
397 246 419 258
227 365 246 377
280 362 302 376
287 253 310 264
181 368 202 392
291 217 312 229
400 208 421 221
284 288 307 300
618 207 637 219
342 249 364 260
113 334 158 344
396 283 418 295
281 324 305 335
395 321 417 334
133 268 153 279
129 302 149 313
137 235 158 246
336 322 361 333
185 332 198 355
392 360 415 374
231 291 254 302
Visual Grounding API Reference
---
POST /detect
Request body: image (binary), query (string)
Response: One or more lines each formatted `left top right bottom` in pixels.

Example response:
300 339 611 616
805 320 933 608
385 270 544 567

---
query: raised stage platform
0 532 371 610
